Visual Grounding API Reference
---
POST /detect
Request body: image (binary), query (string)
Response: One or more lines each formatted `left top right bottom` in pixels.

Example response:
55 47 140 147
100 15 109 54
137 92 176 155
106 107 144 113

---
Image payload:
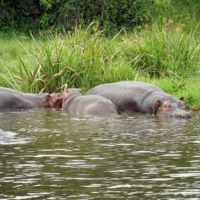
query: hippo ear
179 97 184 101
78 89 82 93
157 100 162 106
152 100 162 114
46 94 54 107
66 89 71 93
46 94 53 100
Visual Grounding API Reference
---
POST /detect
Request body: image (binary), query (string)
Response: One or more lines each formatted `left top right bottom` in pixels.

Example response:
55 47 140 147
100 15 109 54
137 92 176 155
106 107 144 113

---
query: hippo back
63 90 117 115
0 87 52 109
85 81 165 113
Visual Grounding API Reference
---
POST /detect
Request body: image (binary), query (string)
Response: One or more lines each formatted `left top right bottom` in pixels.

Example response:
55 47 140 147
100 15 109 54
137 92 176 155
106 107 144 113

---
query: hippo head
156 97 195 119
50 93 63 108
62 88 82 108
43 94 54 108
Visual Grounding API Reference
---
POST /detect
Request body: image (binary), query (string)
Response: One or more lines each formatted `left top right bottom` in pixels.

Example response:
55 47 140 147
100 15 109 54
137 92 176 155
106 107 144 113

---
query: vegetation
0 0 200 110
1 0 199 35
0 0 149 35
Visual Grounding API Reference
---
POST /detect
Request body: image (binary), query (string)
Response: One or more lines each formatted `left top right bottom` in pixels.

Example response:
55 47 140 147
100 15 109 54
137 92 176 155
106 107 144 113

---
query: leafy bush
0 0 43 32
0 0 149 34
1 0 200 35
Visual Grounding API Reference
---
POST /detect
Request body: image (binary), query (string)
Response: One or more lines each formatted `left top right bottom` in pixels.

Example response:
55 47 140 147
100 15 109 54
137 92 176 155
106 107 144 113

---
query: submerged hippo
63 88 118 115
84 81 195 119
0 87 60 109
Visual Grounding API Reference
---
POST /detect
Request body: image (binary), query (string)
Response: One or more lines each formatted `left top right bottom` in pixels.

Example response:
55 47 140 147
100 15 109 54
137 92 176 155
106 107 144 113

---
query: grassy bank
0 20 200 110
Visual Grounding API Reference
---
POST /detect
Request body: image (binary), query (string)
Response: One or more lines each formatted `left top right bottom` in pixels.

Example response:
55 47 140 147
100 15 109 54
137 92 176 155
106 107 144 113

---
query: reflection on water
0 109 200 199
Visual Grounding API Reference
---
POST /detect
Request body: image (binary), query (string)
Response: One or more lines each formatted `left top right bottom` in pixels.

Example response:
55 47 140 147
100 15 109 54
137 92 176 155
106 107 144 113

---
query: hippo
0 87 59 109
84 81 195 119
63 88 118 115
50 93 63 108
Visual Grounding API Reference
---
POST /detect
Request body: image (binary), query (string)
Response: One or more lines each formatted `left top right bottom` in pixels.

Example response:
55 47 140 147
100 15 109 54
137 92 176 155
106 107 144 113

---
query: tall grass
121 21 200 79
146 0 200 34
0 22 138 93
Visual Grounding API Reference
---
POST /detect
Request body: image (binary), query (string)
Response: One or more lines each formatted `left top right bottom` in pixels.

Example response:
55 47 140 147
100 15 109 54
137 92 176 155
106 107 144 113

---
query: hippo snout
175 111 195 119
175 113 182 118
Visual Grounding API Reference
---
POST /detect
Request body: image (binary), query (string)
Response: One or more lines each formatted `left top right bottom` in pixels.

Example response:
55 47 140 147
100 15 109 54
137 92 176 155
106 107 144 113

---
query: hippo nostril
175 113 181 118
186 112 195 119
186 113 190 118
176 112 194 119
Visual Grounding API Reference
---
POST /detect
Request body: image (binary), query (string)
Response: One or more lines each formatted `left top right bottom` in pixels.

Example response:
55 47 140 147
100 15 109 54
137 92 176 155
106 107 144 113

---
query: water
0 109 200 199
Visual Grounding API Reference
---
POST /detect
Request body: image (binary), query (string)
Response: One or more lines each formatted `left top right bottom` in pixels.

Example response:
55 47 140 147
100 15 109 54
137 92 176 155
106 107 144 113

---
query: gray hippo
0 87 61 109
63 88 117 115
84 81 195 119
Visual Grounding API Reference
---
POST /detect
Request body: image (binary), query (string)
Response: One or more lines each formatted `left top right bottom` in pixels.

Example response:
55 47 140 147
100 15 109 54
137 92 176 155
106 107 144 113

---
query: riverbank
0 21 200 110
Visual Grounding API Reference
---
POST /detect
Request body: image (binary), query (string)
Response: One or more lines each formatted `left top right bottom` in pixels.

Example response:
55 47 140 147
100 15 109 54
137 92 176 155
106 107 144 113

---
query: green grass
0 20 200 110
121 21 200 78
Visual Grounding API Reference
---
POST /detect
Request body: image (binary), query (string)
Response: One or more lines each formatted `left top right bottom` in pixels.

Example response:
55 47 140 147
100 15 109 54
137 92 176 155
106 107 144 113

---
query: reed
0 22 138 93
121 21 200 79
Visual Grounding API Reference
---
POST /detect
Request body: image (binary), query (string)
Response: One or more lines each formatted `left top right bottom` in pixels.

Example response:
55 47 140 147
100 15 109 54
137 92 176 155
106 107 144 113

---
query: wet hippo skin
84 81 195 119
0 87 56 109
63 88 118 115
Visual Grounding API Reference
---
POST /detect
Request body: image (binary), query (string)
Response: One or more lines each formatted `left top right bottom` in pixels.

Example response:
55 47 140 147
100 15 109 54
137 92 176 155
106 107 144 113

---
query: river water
0 109 200 199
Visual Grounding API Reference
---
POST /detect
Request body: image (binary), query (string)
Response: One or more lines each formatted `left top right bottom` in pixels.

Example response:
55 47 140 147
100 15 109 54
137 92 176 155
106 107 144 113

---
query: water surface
0 109 200 199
